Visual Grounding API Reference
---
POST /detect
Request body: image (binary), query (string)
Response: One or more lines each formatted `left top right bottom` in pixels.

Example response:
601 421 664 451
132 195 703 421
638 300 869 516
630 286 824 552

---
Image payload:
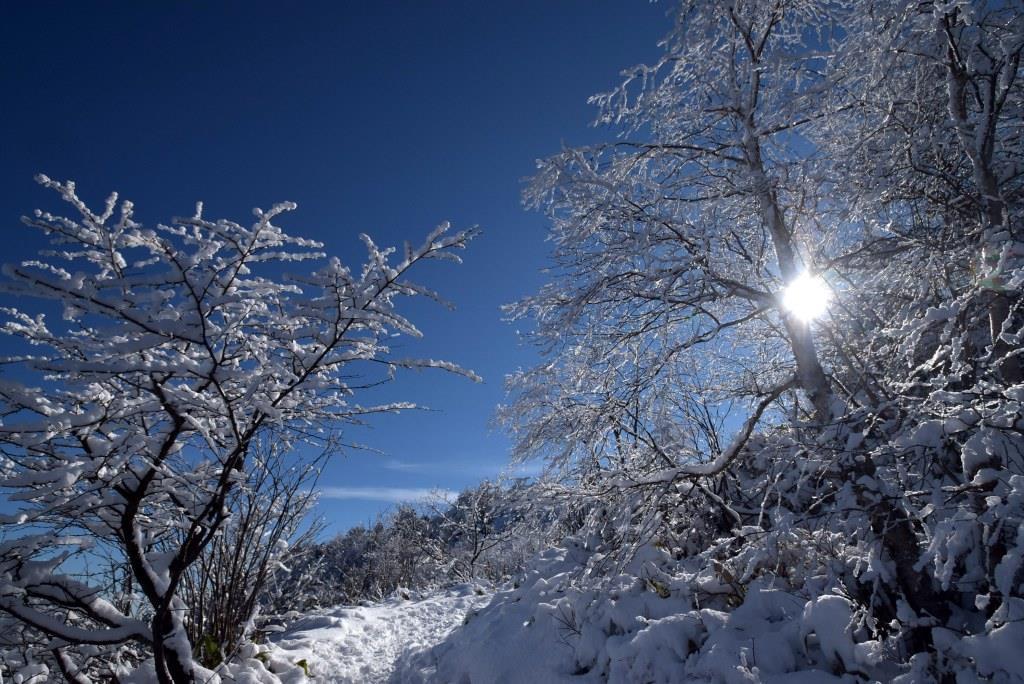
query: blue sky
0 1 669 535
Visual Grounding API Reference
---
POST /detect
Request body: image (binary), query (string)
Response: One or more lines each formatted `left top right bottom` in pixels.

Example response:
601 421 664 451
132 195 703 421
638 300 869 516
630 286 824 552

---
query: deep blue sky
1 1 669 535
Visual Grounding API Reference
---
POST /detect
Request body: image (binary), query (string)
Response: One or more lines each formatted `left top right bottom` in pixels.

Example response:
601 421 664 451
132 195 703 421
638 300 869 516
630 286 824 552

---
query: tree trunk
152 609 196 684
851 454 951 647
784 317 835 422
744 130 835 422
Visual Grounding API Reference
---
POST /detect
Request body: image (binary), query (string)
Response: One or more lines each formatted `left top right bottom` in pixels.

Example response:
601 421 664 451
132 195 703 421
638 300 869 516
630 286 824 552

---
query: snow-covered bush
180 441 325 670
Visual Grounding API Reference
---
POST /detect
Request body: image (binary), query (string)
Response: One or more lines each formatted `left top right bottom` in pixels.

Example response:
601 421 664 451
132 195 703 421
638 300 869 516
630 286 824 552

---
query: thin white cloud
378 457 538 479
381 459 425 472
507 460 546 477
319 486 455 502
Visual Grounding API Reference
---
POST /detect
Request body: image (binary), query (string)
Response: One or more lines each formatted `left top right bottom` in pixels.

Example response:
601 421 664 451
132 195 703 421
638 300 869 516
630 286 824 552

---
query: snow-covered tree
0 176 476 683
430 480 535 581
817 0 1024 652
505 0 848 488
823 0 1024 383
503 0 1023 678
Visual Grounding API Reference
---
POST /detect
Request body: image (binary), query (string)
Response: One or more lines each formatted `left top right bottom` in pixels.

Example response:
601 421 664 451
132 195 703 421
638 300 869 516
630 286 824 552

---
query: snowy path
269 586 488 683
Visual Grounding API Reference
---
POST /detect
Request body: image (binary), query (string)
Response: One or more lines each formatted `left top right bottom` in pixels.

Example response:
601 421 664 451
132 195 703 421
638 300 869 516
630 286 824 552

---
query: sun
783 272 831 323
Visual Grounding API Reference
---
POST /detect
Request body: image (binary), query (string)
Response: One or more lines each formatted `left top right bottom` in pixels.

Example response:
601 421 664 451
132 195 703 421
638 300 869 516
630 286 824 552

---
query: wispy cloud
319 486 455 502
378 458 543 479
381 459 426 472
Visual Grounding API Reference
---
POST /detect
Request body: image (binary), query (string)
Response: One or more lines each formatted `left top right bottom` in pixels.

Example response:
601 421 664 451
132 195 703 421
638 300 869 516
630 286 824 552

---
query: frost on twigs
0 177 476 683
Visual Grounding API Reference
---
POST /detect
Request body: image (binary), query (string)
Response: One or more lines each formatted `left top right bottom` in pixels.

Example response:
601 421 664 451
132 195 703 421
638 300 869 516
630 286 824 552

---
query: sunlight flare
783 272 831 323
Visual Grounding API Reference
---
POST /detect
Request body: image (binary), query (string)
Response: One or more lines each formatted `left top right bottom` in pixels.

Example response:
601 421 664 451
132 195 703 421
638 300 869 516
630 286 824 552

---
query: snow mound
394 541 897 683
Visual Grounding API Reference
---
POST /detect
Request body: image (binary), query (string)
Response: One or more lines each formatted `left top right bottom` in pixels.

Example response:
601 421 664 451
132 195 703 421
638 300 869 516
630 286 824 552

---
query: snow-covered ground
268 585 490 683
389 542 1024 684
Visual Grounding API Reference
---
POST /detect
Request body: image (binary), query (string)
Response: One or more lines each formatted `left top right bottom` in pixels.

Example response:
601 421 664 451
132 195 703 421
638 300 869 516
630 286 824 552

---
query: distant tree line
276 478 573 611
